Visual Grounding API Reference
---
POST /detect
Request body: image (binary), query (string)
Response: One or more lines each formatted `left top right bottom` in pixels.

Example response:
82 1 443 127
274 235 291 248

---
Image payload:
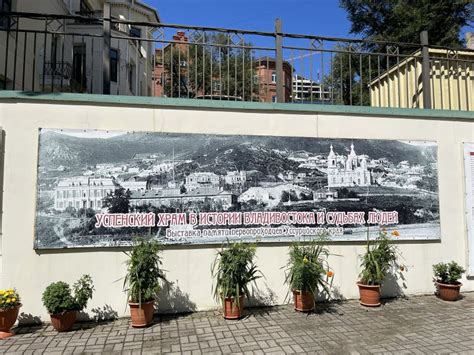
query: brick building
254 57 293 102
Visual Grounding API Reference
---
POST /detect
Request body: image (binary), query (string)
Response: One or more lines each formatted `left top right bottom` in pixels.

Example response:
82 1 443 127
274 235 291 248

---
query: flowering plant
284 237 334 296
0 289 21 310
359 229 402 286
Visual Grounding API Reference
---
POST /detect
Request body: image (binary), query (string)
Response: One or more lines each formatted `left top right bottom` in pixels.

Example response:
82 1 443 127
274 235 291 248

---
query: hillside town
50 141 436 213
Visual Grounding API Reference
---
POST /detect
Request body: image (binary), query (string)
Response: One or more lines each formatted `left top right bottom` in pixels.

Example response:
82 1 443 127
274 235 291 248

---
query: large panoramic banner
34 129 440 249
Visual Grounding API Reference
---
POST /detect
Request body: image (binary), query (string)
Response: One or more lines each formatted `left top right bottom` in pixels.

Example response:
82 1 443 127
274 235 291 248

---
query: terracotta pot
0 304 21 339
129 300 155 328
50 310 77 332
222 295 244 319
436 281 462 301
293 290 314 312
357 283 381 307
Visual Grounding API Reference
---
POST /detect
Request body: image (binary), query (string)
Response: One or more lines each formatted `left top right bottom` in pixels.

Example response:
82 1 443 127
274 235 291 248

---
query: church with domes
327 143 371 188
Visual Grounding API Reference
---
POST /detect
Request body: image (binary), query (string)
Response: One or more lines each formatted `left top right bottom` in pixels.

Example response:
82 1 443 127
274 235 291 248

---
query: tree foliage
324 0 473 105
103 187 131 214
340 0 473 47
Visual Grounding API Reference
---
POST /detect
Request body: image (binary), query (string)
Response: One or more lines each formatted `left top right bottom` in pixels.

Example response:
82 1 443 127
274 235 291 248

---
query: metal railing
0 10 473 110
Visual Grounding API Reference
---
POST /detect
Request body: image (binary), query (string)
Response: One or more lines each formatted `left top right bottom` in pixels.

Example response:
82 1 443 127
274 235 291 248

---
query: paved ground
1 293 474 354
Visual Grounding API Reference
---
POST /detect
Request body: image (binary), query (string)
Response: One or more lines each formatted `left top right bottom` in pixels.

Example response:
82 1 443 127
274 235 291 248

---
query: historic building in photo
185 172 220 190
327 144 371 187
54 177 118 211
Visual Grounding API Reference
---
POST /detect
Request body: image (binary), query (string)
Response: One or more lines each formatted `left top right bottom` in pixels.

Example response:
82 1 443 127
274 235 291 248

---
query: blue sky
143 0 352 38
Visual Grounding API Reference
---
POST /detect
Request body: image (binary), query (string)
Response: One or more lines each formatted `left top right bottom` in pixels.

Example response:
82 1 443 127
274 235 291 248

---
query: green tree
324 0 473 105
323 44 371 105
340 0 473 47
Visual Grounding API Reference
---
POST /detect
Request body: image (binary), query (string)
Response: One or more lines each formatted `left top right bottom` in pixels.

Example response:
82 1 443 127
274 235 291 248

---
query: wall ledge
0 91 473 121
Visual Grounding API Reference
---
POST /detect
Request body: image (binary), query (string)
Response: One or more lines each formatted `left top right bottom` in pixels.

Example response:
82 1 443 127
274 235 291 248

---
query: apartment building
292 74 331 103
0 0 160 95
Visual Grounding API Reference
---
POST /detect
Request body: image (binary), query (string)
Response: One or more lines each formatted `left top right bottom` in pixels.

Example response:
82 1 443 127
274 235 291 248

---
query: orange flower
391 230 400 237
326 270 334 278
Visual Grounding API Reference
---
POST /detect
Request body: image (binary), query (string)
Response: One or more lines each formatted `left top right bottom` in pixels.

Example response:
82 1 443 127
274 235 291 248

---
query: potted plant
284 240 334 312
357 229 401 307
124 238 167 328
433 261 465 301
42 275 94 332
0 288 21 338
211 242 262 319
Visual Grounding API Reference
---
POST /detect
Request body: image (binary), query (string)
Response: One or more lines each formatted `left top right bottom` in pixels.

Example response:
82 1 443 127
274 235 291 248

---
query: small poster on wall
34 128 440 249
463 143 474 275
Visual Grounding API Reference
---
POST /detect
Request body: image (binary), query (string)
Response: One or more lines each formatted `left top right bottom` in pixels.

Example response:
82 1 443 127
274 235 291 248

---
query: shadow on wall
77 304 119 322
156 281 197 314
90 304 119 322
247 283 278 307
18 312 42 326
381 268 407 299
330 286 347 301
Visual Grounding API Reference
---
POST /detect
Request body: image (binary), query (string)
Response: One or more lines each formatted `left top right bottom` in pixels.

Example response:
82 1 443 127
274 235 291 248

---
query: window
271 71 276 83
212 80 221 92
130 26 141 38
0 0 12 29
110 48 118 82
72 44 87 91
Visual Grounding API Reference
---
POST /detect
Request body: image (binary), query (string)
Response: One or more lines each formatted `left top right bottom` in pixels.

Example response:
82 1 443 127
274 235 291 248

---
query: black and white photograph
34 128 440 249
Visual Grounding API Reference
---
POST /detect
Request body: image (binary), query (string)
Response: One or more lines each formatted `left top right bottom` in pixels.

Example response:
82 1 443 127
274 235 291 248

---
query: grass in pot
124 238 167 328
358 229 402 307
211 242 262 319
284 238 334 312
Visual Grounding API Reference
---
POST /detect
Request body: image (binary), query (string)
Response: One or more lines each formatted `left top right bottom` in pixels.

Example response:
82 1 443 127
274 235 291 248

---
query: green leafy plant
284 238 334 296
42 275 94 315
211 242 262 306
124 238 167 304
433 261 465 285
359 230 400 286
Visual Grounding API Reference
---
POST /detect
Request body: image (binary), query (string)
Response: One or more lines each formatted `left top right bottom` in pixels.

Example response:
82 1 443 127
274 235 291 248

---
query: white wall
0 99 473 323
